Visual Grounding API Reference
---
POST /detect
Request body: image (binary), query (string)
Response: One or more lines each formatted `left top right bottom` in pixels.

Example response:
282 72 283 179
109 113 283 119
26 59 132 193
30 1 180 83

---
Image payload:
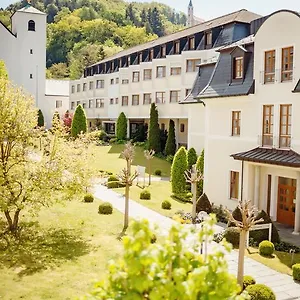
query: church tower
187 0 194 27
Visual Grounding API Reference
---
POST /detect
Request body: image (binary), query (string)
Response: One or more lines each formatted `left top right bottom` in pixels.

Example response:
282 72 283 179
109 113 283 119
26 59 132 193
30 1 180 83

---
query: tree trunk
4 209 20 232
12 209 21 231
123 184 130 233
148 161 151 186
237 230 246 288
4 210 13 230
192 181 197 221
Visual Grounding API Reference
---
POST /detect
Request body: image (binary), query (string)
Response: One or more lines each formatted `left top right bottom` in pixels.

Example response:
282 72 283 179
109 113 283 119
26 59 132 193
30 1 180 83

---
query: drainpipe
241 161 244 203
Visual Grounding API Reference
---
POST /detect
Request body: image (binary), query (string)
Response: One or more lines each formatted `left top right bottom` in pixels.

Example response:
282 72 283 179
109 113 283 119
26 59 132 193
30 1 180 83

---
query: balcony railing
259 68 296 84
258 134 292 149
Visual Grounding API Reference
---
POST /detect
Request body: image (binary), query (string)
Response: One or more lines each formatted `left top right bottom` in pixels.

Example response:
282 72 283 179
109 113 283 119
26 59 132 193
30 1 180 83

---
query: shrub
259 241 275 257
165 120 176 156
116 112 127 141
84 193 94 203
274 241 300 253
107 181 122 189
154 169 162 176
37 109 44 127
292 264 300 281
196 150 204 197
171 193 192 203
71 104 87 137
171 147 188 194
187 147 198 169
109 138 118 144
148 103 161 153
140 190 151 200
162 200 172 210
166 155 174 163
246 284 275 300
228 206 243 227
108 175 119 182
196 193 212 214
212 204 228 224
243 275 256 290
98 202 113 215
223 227 240 247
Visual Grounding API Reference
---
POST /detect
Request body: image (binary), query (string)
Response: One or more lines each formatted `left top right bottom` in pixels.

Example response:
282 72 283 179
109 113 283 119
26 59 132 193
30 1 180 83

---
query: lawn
88 144 171 177
0 199 125 300
114 181 192 218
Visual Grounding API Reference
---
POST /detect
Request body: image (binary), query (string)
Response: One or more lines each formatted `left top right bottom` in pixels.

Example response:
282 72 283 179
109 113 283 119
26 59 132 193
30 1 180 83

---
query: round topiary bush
243 275 256 290
84 193 94 203
246 284 275 300
292 263 300 281
162 200 172 210
108 175 119 182
98 202 113 215
107 181 121 189
196 193 212 214
140 190 151 200
154 169 162 176
259 241 275 257
223 227 240 247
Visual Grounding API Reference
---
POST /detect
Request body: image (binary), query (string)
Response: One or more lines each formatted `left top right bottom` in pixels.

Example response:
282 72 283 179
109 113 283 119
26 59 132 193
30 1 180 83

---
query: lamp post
198 211 209 255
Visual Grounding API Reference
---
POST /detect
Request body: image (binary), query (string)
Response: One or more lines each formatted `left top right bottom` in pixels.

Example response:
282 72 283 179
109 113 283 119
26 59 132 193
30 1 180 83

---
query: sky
1 0 299 19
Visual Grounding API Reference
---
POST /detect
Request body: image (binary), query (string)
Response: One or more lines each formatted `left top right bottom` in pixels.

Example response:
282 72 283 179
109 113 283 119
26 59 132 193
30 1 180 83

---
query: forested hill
0 0 187 79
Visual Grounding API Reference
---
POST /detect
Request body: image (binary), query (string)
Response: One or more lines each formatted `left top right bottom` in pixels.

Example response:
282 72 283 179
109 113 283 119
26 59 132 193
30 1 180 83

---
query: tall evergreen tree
165 119 176 156
187 147 197 169
71 104 87 137
171 147 188 194
148 103 161 153
52 111 60 128
37 109 45 127
196 150 205 197
150 7 164 37
116 112 127 141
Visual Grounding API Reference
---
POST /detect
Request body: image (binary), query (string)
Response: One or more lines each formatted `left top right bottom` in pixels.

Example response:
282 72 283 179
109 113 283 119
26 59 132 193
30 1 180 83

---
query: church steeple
188 0 193 7
187 0 194 27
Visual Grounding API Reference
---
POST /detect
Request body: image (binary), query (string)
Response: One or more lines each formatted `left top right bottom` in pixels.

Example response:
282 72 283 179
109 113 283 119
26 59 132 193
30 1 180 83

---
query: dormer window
127 56 131 66
188 36 195 50
161 45 166 57
149 49 154 61
233 57 243 79
174 41 180 54
139 52 143 64
205 31 212 48
28 20 35 31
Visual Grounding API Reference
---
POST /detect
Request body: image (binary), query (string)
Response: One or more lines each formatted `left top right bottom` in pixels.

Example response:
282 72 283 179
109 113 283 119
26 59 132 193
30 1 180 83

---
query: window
77 84 80 92
174 41 180 54
171 67 181 76
95 99 104 108
132 72 140 82
96 80 104 89
71 102 75 110
144 69 152 80
30 74 33 79
155 92 165 104
55 100 62 108
122 79 129 84
180 123 185 133
170 90 180 103
116 78 119 84
262 105 274 147
83 83 87 91
161 45 166 57
89 99 93 108
110 79 114 85
115 98 119 105
28 20 35 31
30 49 33 54
156 66 166 78
71 85 75 93
149 49 154 61
127 56 131 66
186 59 200 72
122 96 129 106
233 57 243 79
186 89 192 96
110 98 114 105
132 95 139 106
89 81 94 90
264 50 275 83
230 171 239 200
76 101 80 106
281 47 293 82
279 104 292 148
205 31 212 48
231 111 241 136
139 52 143 64
188 36 195 50
82 102 86 109
143 93 152 105
89 122 92 128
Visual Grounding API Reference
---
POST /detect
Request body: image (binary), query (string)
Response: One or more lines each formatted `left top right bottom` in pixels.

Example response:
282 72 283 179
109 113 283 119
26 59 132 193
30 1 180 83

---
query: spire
189 0 193 7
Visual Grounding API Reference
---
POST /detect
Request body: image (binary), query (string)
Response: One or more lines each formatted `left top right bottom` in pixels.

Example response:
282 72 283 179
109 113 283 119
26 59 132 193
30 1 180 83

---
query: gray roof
91 9 261 66
218 34 254 51
231 147 300 168
45 80 69 97
293 79 300 93
17 5 46 15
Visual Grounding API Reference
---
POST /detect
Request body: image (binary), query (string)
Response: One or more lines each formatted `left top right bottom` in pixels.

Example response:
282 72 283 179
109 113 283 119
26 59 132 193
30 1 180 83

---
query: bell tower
187 0 194 27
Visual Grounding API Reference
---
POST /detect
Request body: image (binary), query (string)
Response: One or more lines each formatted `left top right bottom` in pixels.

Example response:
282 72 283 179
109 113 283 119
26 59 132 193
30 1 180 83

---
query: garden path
93 184 300 300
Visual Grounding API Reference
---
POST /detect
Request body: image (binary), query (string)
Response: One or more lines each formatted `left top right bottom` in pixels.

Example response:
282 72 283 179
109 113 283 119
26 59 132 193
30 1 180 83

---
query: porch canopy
231 147 300 168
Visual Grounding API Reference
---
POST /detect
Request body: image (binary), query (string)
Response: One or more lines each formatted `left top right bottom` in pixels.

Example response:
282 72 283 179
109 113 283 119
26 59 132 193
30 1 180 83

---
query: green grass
88 144 171 177
0 200 125 300
114 181 192 218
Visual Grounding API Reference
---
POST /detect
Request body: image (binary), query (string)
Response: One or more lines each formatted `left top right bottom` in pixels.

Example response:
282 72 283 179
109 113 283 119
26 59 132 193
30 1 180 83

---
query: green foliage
171 192 192 203
243 276 256 290
246 284 276 300
223 227 240 248
171 147 188 194
196 193 212 214
98 202 113 215
71 104 87 138
48 63 69 79
154 169 162 176
148 103 161 153
89 218 245 299
108 175 119 182
187 148 197 169
107 181 123 189
166 154 174 163
292 264 300 281
52 111 60 128
116 112 127 141
37 109 45 127
140 190 151 200
84 193 94 203
0 60 8 79
196 150 204 197
165 119 176 156
259 241 275 257
212 204 228 224
161 200 171 210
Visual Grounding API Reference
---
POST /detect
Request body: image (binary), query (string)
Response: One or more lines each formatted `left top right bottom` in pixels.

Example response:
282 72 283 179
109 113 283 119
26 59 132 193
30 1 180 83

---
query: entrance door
277 177 296 226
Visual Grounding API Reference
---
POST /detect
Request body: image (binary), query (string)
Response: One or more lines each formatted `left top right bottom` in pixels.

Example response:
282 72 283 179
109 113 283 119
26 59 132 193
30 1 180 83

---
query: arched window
28 20 35 31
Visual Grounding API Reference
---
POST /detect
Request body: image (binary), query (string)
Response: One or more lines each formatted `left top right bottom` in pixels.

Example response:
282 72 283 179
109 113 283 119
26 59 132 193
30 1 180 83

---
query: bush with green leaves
212 204 228 224
246 284 275 300
171 146 188 194
37 109 44 127
259 241 275 257
108 175 119 182
89 217 246 299
196 150 204 197
71 104 87 138
292 264 300 281
84 193 94 203
165 119 176 156
140 190 151 200
154 169 162 176
171 193 192 203
107 181 122 189
223 227 240 248
116 112 127 141
166 155 174 163
187 147 197 169
162 200 171 210
98 202 113 215
196 193 212 214
243 275 256 290
148 103 161 153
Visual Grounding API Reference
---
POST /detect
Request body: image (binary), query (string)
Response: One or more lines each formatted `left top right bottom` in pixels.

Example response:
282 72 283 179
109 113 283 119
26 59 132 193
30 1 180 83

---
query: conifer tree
171 146 188 194
52 111 60 128
149 7 164 37
116 112 127 141
187 147 197 169
37 109 44 127
71 104 87 137
148 103 161 153
196 150 204 197
165 119 176 156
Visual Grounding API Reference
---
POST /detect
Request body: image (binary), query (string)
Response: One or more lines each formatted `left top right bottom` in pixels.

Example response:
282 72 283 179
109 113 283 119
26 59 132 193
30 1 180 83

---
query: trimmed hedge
259 241 275 257
187 147 197 170
292 264 300 281
223 227 240 247
108 175 119 182
196 193 212 214
246 284 275 300
84 193 94 203
171 147 188 194
116 112 127 141
98 202 113 215
107 181 123 189
243 275 256 290
162 200 172 210
140 190 151 200
154 169 162 176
